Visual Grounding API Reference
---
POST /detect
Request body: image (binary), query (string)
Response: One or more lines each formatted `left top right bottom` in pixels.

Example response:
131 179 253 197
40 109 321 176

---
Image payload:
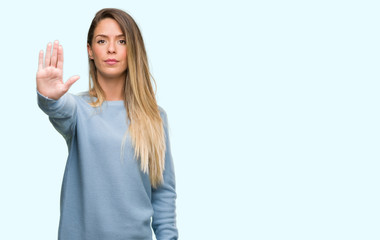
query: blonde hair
87 8 166 188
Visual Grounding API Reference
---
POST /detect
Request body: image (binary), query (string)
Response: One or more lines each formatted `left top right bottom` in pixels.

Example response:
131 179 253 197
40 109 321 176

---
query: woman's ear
87 43 93 60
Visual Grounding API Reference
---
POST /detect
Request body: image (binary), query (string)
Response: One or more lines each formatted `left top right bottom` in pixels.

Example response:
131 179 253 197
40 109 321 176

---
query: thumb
63 75 80 92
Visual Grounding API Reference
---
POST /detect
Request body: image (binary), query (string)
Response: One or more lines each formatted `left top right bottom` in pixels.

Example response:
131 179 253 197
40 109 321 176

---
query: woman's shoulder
157 105 166 115
157 105 170 128
157 105 168 119
72 91 96 104
75 90 91 99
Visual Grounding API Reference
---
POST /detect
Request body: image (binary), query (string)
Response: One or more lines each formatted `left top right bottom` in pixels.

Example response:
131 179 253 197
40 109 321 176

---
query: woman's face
87 18 128 80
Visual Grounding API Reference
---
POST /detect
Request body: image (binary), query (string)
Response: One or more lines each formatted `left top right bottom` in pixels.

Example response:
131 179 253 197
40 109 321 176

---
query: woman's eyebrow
95 34 125 38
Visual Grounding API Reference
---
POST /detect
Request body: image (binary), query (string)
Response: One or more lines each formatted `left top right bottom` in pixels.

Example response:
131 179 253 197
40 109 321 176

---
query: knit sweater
37 90 178 240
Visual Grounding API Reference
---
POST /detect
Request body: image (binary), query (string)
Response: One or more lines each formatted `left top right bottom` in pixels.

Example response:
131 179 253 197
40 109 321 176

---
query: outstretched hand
36 40 80 100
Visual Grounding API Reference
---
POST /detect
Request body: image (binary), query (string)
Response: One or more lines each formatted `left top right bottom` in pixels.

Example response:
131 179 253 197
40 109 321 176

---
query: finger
38 50 44 71
51 40 59 68
63 75 80 92
57 44 64 70
44 42 52 68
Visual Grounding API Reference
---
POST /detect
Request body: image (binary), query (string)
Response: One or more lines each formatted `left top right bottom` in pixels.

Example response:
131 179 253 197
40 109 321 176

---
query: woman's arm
36 40 80 142
151 108 179 240
37 90 77 142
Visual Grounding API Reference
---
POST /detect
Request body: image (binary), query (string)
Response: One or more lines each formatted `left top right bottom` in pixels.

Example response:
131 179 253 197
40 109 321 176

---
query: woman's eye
119 40 126 44
97 39 105 44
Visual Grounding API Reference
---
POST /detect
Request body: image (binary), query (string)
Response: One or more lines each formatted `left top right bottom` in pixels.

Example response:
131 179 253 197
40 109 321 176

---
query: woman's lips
105 59 118 65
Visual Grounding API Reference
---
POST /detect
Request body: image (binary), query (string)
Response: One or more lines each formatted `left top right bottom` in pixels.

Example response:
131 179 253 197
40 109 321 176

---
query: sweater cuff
37 89 57 100
37 89 66 111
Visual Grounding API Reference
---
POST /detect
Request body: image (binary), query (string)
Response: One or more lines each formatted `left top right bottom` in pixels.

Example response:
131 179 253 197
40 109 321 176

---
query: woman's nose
107 41 116 53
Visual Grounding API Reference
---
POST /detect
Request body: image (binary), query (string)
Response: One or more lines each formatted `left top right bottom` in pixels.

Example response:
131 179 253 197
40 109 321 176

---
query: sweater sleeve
37 89 77 144
151 108 179 240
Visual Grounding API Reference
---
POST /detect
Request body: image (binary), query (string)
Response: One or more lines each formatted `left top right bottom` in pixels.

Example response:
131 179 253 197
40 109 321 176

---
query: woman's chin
98 71 127 81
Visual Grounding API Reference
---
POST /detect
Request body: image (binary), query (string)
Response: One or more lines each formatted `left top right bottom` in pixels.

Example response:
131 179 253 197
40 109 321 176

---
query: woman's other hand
36 40 80 100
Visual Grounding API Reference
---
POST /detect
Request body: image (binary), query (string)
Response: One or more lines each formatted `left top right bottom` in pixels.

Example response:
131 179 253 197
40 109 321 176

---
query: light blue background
0 0 379 239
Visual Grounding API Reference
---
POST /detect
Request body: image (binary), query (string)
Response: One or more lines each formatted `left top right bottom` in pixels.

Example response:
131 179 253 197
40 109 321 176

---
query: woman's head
87 17 128 83
87 8 153 105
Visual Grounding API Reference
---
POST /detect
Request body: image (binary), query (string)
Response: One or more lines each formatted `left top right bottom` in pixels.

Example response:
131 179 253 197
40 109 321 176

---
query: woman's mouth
105 59 118 65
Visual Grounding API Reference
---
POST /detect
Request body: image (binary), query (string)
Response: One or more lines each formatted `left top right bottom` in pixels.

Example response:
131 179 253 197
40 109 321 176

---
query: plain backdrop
0 0 379 239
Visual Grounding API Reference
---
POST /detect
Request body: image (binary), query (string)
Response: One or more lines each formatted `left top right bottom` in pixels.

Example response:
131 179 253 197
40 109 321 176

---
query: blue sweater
37 90 178 240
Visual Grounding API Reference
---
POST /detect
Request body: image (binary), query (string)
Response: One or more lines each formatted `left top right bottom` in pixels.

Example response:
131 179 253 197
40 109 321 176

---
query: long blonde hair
87 8 166 188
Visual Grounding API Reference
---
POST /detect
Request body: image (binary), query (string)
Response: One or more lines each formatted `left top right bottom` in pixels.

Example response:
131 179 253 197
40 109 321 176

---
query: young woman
36 8 178 240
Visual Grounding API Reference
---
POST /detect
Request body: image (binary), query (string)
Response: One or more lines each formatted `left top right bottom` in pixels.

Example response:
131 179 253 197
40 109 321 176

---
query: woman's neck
97 74 125 101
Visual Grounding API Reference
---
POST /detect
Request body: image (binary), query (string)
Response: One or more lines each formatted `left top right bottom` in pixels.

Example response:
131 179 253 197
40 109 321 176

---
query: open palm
36 40 79 100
